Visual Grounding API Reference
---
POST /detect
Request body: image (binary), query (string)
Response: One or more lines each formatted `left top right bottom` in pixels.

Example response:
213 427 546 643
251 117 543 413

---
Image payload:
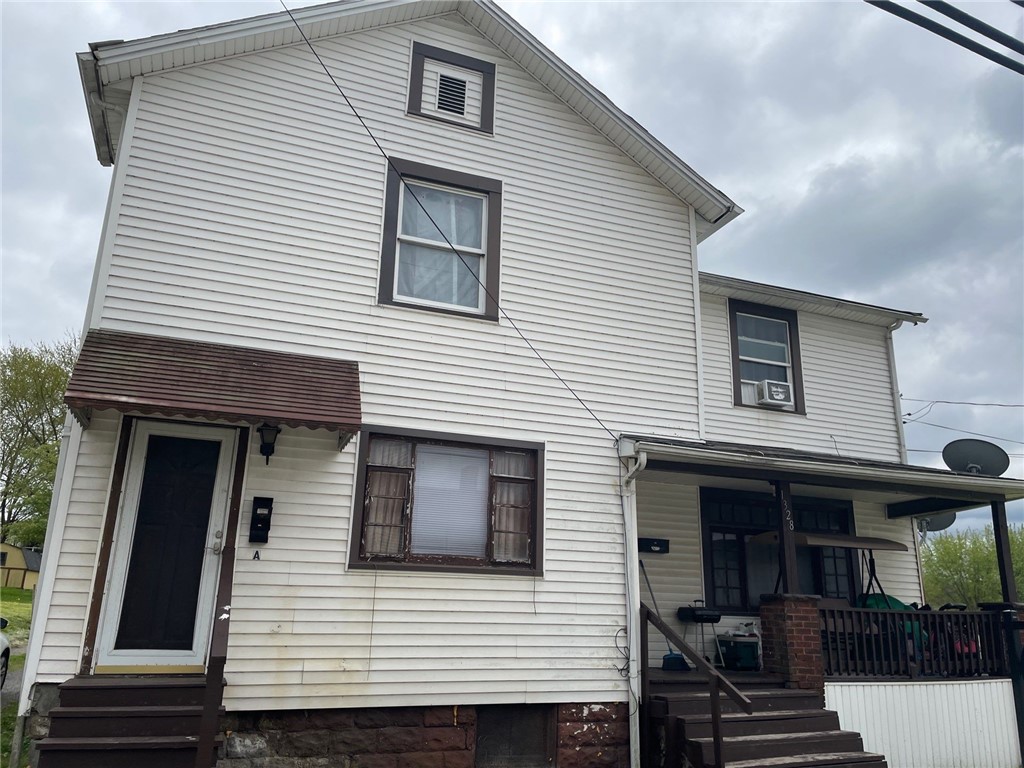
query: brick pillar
759 594 823 691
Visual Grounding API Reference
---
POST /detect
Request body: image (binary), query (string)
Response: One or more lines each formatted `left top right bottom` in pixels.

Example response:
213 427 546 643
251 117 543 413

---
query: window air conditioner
756 379 794 407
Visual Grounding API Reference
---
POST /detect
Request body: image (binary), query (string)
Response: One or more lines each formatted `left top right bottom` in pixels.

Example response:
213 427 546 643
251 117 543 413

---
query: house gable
79 0 741 240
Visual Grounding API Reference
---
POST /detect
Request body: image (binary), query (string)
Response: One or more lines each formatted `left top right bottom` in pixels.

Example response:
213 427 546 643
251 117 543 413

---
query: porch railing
819 606 1010 679
641 603 753 768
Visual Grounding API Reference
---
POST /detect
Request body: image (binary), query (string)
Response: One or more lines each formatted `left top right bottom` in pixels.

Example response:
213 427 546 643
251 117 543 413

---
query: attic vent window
437 74 467 115
408 42 495 133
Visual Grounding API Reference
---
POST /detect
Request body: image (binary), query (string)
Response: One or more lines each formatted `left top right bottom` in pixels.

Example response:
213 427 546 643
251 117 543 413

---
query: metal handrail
641 603 753 768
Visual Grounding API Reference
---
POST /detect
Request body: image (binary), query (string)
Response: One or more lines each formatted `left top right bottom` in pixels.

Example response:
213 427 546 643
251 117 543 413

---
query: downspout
87 42 126 165
887 318 926 601
886 319 908 464
619 442 646 768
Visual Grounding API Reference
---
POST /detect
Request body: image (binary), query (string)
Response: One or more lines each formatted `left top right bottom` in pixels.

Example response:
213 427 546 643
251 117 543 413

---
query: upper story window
408 42 495 134
349 429 543 575
378 158 502 320
729 299 805 413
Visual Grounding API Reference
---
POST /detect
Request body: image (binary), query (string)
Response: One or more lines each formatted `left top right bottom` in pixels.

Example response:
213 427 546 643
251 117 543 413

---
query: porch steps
36 676 222 768
648 674 887 768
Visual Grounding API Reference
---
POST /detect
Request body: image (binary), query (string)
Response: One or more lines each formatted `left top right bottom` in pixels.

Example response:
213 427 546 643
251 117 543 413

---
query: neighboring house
17 2 1024 768
0 544 42 590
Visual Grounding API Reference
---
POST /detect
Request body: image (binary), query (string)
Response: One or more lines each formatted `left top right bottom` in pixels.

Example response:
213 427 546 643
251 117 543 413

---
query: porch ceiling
65 329 362 434
621 436 1024 518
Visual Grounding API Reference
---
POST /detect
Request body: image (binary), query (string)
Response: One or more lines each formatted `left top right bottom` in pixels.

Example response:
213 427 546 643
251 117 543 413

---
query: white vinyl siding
35 413 119 681
69 14 698 709
826 680 1020 768
635 480 923 670
635 476 713 666
97 14 701 440
228 426 627 710
701 294 902 461
851 500 923 605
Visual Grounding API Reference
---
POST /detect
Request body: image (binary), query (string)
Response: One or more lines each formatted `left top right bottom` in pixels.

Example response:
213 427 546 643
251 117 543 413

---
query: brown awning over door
66 330 361 437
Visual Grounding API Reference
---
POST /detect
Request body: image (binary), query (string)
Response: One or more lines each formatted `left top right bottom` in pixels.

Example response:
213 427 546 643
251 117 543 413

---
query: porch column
759 594 824 691
992 498 1019 604
774 480 799 593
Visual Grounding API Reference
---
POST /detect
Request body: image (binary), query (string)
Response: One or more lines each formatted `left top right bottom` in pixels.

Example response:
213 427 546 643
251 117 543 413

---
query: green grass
1 655 30 768
0 588 34 646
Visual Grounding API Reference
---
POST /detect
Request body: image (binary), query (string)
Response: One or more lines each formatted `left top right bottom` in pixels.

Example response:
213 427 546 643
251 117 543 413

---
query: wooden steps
647 672 887 768
36 676 221 768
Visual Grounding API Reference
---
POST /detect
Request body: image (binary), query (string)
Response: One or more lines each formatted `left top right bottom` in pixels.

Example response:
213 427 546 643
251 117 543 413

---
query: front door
95 421 238 672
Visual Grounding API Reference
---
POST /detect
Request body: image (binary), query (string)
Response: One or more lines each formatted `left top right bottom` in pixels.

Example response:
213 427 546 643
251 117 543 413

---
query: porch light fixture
257 423 281 464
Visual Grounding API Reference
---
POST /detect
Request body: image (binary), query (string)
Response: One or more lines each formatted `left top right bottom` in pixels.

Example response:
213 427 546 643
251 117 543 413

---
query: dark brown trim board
992 498 1019 604
348 425 544 576
195 425 250 764
728 299 805 414
81 415 136 675
378 157 502 321
211 425 250 655
408 41 496 134
699 486 859 613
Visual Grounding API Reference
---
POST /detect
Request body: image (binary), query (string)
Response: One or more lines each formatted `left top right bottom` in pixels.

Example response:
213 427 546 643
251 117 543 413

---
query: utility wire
906 420 1024 445
919 0 1024 56
908 448 1024 456
865 1 1024 75
901 397 1024 408
278 1 617 441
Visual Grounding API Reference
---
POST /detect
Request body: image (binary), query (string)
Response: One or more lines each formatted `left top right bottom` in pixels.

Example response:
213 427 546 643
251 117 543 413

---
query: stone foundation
217 702 629 768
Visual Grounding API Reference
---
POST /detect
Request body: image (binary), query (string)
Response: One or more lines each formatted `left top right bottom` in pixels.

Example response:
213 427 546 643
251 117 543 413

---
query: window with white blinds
354 432 541 571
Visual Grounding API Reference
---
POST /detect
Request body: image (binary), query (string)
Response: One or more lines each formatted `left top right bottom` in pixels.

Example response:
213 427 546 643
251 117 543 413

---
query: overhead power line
901 397 1024 408
919 0 1024 56
277 1 617 441
908 448 1024 456
906 420 1024 445
866 1 1024 75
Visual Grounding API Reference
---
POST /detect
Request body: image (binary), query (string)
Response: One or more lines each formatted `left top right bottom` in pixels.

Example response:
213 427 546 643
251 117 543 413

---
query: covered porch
621 435 1024 767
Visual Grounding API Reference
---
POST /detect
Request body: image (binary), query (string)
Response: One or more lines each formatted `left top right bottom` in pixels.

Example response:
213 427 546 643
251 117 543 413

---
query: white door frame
94 420 238 672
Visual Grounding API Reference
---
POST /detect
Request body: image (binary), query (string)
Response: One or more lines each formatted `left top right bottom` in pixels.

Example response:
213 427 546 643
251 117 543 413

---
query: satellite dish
941 439 1010 477
922 511 957 533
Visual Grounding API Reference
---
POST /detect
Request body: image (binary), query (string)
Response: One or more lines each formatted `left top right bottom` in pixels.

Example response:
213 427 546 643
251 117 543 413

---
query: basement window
476 705 555 767
408 42 495 133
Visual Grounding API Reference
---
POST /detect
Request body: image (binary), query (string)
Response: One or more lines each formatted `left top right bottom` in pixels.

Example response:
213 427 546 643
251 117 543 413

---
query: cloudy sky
2 1 1022 528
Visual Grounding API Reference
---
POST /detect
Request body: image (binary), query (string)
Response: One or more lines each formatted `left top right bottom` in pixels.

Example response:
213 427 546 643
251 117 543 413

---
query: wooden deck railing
819 606 1010 679
641 603 753 768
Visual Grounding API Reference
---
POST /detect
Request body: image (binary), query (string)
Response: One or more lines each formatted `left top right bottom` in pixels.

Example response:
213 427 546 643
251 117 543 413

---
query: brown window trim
699 487 859 615
348 425 543 576
728 299 806 414
408 41 496 134
378 157 502 322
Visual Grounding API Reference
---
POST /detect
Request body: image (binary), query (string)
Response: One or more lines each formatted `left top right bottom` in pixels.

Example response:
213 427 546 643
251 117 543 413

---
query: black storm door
114 435 221 651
